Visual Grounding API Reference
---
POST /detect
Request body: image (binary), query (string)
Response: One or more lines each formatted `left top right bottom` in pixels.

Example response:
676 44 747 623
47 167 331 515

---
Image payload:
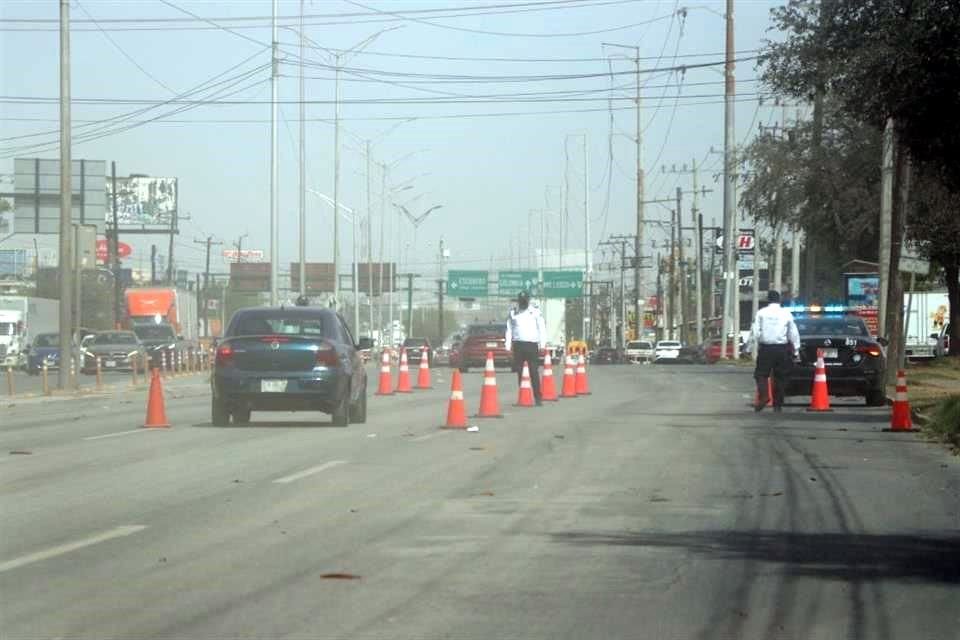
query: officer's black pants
755 343 792 407
512 341 541 401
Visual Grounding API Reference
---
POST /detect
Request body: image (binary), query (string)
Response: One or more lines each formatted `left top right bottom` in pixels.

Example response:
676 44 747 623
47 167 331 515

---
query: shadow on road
193 421 338 429
552 529 960 583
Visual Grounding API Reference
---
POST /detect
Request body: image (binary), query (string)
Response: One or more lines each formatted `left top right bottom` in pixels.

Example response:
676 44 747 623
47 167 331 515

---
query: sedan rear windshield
230 313 334 338
657 342 681 348
627 341 652 349
403 338 428 347
468 324 506 336
795 317 869 337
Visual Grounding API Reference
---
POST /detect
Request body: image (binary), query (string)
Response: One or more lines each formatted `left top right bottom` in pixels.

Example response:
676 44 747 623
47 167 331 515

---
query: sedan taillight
316 342 339 367
215 344 234 365
856 345 882 357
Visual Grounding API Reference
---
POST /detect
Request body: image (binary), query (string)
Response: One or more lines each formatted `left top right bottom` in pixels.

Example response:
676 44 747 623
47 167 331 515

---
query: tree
908 163 960 356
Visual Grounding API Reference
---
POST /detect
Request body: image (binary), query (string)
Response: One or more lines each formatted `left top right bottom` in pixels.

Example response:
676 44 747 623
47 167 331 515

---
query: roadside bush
926 395 960 451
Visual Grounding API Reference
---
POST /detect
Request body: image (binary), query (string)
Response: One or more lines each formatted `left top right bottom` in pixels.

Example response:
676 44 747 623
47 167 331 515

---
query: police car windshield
795 317 869 337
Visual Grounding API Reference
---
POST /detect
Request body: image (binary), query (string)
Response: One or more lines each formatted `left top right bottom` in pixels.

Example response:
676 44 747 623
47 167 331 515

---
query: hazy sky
1 0 790 293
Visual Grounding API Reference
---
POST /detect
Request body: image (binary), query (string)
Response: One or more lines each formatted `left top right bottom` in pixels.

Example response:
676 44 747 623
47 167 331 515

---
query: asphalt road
1 364 957 640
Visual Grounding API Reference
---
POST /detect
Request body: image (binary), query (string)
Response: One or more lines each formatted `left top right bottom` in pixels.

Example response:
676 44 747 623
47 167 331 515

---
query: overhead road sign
543 270 584 298
498 270 538 296
447 270 488 298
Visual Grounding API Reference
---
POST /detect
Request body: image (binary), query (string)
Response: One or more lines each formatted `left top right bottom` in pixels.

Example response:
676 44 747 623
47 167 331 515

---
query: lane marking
409 431 453 442
84 429 157 441
273 460 348 484
0 525 147 573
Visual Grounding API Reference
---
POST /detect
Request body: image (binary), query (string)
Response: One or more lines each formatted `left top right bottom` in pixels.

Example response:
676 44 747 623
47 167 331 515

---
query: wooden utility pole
195 236 222 337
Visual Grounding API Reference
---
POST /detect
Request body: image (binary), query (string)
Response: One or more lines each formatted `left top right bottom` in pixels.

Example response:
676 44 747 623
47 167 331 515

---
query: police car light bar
784 304 848 314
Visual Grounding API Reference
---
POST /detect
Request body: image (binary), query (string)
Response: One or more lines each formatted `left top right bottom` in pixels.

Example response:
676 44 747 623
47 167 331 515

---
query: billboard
844 274 880 308
13 158 107 234
230 262 271 292
290 262 336 293
356 262 396 294
106 175 178 227
223 249 264 261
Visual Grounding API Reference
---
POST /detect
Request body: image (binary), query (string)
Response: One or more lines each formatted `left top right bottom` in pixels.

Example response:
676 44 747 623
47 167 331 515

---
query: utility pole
378 163 387 338
365 141 373 338
600 235 634 349
791 226 801 301
721 0 737 359
150 245 157 285
297 0 306 300
269 0 279 306
332 52 342 310
676 187 686 343
773 224 783 292
110 161 121 328
401 273 419 337
878 117 894 336
195 236 222 336
438 278 445 344
165 206 177 285
57 0 72 390
696 212 704 343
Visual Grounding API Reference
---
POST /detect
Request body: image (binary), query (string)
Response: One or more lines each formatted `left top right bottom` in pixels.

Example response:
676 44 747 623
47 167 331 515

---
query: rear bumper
784 365 883 396
213 368 348 413
461 351 512 368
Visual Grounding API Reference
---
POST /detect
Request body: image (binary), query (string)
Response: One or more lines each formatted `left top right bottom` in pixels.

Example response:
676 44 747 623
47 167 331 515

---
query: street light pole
269 0 279 306
332 53 342 309
58 0 73 390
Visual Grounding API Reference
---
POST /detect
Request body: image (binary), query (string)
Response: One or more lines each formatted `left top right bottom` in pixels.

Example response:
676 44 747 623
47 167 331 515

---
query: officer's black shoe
753 403 764 413
773 405 783 413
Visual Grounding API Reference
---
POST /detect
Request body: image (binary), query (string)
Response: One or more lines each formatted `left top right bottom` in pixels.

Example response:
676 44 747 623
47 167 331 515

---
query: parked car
783 312 887 406
80 331 148 374
593 347 623 364
452 323 511 372
654 340 686 363
211 306 372 426
403 337 432 366
132 322 180 367
698 338 738 364
624 340 655 364
24 332 61 375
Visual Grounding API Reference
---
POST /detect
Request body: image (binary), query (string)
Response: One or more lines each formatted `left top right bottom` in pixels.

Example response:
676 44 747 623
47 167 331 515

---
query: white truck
0 296 60 367
903 291 949 360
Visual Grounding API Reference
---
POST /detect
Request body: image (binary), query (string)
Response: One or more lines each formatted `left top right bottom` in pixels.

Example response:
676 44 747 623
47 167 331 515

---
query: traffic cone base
887 369 915 432
540 352 558 402
474 351 503 418
375 351 394 396
143 368 171 428
515 361 535 407
442 370 468 429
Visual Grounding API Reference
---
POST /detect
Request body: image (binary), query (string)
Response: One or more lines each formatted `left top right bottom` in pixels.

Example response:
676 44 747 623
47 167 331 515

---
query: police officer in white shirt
751 289 801 412
505 290 546 406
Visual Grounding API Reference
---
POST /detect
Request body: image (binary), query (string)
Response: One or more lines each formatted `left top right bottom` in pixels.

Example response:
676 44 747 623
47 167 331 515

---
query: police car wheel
865 389 886 407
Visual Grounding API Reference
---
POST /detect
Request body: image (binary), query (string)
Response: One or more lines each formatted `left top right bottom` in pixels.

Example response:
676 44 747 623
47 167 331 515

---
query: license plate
822 349 838 359
260 379 287 393
105 360 117 368
486 342 498 348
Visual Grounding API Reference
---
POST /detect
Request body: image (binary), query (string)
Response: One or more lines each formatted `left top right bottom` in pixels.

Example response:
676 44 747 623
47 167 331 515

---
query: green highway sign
543 270 584 298
447 270 489 298
497 270 538 296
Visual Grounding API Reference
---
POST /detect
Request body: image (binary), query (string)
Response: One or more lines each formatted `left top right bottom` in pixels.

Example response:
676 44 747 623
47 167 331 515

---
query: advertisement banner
106 175 178 227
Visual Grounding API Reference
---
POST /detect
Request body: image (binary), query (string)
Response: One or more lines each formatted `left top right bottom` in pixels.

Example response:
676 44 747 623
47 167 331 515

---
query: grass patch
924 395 960 452
889 356 960 414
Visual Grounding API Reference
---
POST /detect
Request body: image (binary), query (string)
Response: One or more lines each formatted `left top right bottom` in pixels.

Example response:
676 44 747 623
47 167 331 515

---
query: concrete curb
3 372 210 406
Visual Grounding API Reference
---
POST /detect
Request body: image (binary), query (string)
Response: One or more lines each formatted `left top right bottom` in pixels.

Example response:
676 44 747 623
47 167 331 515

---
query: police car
782 305 888 406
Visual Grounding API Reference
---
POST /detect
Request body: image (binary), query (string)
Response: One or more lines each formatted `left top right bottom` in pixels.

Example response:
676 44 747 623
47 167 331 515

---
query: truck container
124 287 198 343
0 296 60 367
903 291 949 360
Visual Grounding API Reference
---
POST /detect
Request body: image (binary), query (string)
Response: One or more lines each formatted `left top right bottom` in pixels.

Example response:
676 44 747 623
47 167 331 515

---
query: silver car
81 331 148 374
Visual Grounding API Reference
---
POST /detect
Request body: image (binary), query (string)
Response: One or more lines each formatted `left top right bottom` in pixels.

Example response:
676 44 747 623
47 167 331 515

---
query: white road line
273 460 348 484
0 525 147 574
409 431 453 442
83 429 157 441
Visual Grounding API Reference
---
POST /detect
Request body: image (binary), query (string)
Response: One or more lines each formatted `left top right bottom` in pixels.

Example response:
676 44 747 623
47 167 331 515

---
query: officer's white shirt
505 306 545 350
751 302 801 350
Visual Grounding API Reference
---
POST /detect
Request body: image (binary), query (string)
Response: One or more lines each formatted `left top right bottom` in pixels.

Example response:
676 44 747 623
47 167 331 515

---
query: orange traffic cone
807 349 832 412
541 351 558 401
889 369 915 431
143 368 170 428
475 352 503 418
575 353 591 395
443 369 468 429
516 361 535 407
754 377 774 408
561 354 578 398
395 348 413 393
416 346 432 389
375 350 393 396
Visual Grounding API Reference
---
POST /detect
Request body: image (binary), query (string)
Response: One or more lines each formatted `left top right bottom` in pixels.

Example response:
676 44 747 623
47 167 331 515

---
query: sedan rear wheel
350 383 367 424
233 408 252 424
331 385 350 427
212 397 230 426
865 388 887 407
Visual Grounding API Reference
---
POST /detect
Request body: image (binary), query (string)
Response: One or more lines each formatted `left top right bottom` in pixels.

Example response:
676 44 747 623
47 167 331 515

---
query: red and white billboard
95 238 132 263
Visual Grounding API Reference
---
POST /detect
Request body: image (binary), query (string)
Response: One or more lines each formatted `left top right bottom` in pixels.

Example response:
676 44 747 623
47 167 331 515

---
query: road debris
9 450 32 455
320 573 361 580
467 426 479 432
